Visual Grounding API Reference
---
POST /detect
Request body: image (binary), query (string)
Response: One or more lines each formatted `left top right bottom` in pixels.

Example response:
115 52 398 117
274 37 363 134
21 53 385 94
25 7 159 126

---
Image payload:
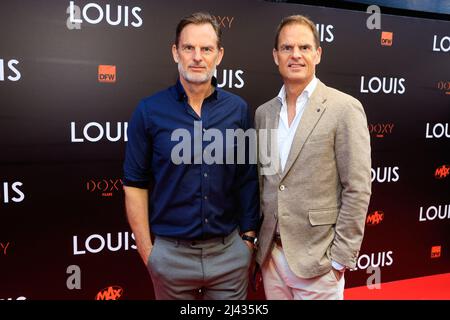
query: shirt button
279 185 285 191
204 173 208 178
204 195 208 200
205 218 209 224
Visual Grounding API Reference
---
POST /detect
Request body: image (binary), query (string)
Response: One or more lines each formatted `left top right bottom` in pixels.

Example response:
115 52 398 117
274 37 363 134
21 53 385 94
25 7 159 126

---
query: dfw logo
98 65 116 83
0 59 21 81
381 31 393 46
67 1 143 29
431 246 442 259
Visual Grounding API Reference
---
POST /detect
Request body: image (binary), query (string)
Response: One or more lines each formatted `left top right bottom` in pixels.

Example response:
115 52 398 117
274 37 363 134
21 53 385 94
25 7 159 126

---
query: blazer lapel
280 81 328 181
265 98 282 177
266 98 281 132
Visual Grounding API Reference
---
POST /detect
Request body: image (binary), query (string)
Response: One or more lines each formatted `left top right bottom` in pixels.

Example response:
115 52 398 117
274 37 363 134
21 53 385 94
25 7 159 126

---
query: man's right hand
140 245 153 267
124 186 153 267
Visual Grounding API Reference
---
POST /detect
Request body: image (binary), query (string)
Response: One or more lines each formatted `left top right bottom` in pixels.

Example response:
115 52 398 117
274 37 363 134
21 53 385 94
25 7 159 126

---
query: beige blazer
255 80 372 279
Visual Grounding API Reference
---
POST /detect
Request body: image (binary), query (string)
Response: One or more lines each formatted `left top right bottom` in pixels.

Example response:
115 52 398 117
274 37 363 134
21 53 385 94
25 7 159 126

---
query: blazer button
279 185 285 191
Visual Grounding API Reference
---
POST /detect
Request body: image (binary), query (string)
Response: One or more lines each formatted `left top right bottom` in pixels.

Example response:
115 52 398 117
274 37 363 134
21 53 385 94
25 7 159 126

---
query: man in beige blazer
255 15 371 300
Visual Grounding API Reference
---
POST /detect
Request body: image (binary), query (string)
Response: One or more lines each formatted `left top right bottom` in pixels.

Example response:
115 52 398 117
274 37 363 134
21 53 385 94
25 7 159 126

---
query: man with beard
123 12 259 300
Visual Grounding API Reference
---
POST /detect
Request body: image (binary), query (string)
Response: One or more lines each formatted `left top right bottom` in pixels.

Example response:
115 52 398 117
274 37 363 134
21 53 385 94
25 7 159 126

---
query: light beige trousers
261 244 345 300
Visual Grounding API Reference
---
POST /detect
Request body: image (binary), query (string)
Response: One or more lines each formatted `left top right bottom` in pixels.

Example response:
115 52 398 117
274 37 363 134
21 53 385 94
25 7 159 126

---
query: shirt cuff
332 260 345 271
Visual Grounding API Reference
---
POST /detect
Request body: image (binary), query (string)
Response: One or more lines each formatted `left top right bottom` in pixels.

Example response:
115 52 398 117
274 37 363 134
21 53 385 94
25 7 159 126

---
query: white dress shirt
277 76 318 172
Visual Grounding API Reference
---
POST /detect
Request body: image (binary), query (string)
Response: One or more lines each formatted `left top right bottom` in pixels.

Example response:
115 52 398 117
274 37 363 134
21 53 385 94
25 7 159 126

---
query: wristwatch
242 234 258 246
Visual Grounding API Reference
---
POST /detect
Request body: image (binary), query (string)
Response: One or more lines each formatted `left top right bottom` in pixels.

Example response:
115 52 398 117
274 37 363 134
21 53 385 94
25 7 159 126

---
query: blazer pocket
306 133 331 144
308 208 339 226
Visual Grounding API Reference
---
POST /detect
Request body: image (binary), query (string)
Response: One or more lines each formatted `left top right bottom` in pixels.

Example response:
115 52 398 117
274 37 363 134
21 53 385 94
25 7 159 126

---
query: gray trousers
147 228 252 300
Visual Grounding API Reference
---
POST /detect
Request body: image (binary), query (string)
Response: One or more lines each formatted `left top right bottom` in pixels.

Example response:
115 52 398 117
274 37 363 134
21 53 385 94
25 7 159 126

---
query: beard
178 62 216 84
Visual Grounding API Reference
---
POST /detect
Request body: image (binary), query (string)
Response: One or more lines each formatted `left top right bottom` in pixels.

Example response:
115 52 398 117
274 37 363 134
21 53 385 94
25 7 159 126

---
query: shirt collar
277 75 318 105
175 76 219 102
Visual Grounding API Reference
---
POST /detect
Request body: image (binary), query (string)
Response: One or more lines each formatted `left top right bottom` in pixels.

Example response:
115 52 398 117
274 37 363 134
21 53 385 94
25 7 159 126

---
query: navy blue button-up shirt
123 78 259 240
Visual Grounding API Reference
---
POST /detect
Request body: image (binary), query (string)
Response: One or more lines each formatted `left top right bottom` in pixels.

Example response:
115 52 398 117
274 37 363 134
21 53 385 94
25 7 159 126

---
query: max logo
435 165 450 179
95 286 123 300
366 211 384 225
98 65 116 83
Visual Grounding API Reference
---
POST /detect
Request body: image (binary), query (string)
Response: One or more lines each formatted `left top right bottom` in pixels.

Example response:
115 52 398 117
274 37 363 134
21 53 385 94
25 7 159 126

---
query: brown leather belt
274 234 282 247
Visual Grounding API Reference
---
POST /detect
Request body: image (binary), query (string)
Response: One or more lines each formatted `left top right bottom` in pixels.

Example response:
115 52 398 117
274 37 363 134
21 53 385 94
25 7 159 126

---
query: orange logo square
98 65 116 83
431 246 441 258
381 32 393 46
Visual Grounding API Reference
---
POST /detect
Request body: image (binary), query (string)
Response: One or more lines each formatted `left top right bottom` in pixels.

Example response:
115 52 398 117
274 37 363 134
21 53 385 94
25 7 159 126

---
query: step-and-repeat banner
1 0 449 300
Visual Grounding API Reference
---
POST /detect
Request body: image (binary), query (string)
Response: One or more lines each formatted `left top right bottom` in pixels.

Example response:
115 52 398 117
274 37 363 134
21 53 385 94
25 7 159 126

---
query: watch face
242 234 257 245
